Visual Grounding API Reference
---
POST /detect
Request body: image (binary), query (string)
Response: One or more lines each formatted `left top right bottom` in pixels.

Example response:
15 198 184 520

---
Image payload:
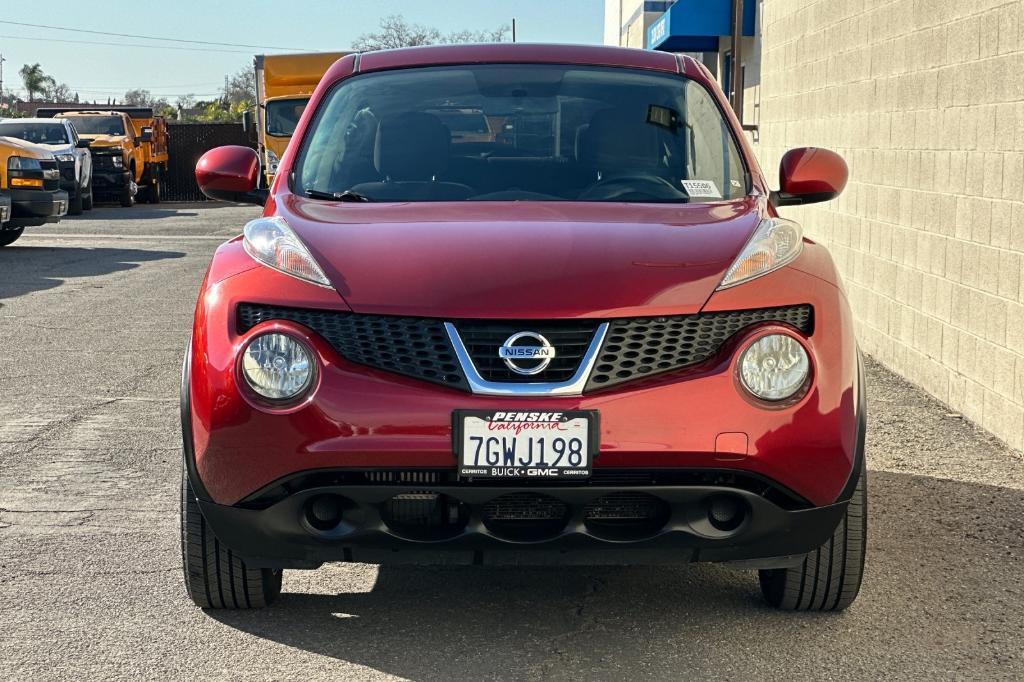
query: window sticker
681 180 722 198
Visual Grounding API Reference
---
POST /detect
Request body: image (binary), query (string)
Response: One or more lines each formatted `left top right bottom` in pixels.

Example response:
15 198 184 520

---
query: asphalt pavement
1 204 1022 680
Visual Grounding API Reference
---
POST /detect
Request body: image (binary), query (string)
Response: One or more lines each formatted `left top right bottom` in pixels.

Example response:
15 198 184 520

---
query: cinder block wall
753 0 1024 450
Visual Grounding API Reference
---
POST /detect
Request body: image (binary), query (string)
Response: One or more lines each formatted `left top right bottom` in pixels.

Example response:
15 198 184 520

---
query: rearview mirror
76 139 91 149
195 145 267 205
772 147 848 207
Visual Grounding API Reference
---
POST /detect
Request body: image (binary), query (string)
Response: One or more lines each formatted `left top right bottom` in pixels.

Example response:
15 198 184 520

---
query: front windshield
266 98 308 137
295 64 747 203
66 116 125 136
0 122 69 144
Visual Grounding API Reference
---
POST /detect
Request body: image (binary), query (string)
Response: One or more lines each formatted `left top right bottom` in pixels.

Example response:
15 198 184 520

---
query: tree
123 88 154 106
19 63 56 102
47 82 76 102
224 66 255 107
352 15 509 51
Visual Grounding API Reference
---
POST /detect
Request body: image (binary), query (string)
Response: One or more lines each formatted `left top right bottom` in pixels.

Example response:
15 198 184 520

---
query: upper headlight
8 156 43 171
55 154 75 163
718 217 803 289
242 216 331 287
241 332 314 400
738 333 810 402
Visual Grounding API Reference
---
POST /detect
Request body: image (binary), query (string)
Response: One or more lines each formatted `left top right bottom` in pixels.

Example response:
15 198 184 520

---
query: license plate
454 410 597 480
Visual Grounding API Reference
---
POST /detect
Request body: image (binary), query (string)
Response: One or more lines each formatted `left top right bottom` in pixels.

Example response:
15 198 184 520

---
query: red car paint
189 46 857 520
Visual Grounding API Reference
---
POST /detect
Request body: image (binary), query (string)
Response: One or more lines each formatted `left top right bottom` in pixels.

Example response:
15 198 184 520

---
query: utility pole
512 18 516 43
730 0 744 119
0 54 6 109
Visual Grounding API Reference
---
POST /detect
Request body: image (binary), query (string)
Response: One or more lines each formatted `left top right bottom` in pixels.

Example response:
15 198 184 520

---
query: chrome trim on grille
445 322 609 396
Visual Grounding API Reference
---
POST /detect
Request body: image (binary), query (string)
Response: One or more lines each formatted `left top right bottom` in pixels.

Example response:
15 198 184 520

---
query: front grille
585 305 813 390
453 320 599 382
482 492 569 539
41 160 59 191
237 304 467 389
237 303 811 394
58 160 75 182
91 153 120 171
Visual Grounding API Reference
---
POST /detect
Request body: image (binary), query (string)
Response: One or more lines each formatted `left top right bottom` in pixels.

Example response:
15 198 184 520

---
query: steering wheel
578 174 686 201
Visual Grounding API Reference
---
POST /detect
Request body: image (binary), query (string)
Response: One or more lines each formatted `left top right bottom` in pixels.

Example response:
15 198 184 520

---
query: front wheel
82 186 94 211
180 470 283 609
0 228 25 247
119 182 135 208
758 459 867 611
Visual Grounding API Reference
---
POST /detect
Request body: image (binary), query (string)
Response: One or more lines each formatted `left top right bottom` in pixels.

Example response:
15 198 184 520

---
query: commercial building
604 0 1024 450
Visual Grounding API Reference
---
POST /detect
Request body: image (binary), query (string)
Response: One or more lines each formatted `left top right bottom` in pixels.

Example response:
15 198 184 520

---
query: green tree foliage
19 63 56 102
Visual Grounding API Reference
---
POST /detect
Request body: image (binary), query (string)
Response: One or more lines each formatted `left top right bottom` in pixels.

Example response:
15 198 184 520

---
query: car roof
323 43 694 84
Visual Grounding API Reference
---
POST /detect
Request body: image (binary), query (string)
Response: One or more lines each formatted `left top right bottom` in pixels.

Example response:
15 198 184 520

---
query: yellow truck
0 136 69 247
251 52 349 185
37 106 169 206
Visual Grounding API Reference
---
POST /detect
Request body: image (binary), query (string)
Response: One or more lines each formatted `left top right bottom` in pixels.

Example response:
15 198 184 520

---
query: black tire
121 166 135 207
180 470 283 609
83 187 94 211
759 459 867 611
148 170 162 204
0 228 25 247
68 187 84 215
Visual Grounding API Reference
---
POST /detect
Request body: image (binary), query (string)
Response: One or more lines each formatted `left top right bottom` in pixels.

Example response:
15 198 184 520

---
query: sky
0 0 604 104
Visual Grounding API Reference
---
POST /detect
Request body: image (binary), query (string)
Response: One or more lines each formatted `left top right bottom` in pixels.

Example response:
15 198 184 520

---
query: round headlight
241 333 314 400
738 334 810 402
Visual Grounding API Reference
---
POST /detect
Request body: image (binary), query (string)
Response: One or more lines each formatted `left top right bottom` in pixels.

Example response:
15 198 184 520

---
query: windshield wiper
304 189 372 202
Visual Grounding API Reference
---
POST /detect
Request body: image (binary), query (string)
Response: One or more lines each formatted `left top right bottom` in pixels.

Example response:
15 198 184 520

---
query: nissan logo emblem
498 331 556 376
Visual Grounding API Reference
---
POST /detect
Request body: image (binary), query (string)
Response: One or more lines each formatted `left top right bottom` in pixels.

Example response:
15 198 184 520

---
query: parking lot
1 204 1022 680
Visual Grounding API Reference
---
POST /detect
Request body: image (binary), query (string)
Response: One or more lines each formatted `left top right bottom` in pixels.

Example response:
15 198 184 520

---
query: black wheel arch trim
835 348 867 504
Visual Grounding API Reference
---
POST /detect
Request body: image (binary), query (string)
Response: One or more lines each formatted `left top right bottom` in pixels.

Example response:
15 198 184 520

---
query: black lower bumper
9 188 68 227
196 482 848 569
91 169 131 194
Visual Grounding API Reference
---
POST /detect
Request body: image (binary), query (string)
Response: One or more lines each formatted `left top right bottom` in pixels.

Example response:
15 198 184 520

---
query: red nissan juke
183 44 865 611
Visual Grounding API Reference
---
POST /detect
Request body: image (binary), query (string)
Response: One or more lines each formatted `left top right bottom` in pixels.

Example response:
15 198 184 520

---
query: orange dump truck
38 106 169 206
252 52 349 185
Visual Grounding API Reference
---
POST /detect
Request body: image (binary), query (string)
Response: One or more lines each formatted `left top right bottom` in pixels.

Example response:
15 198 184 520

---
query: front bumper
9 188 68 227
90 166 130 193
195 476 849 569
57 159 78 196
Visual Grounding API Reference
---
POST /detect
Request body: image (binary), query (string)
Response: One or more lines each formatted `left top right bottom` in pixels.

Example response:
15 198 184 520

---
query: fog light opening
305 494 345 531
707 495 746 533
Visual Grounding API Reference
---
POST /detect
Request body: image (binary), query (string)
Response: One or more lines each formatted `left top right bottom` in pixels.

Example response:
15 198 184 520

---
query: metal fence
162 123 254 201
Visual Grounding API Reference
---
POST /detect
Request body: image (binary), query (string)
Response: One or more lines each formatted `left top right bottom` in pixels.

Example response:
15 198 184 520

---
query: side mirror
242 110 258 144
76 139 91 149
195 145 267 205
772 147 848 207
140 127 153 143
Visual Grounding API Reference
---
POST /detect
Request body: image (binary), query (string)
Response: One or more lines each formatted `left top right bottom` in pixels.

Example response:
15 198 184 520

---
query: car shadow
78 202 248 220
0 245 185 301
207 470 1024 679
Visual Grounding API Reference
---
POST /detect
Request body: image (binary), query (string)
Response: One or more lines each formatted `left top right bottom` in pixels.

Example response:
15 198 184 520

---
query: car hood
279 196 763 319
0 136 55 159
37 142 74 155
79 135 124 147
